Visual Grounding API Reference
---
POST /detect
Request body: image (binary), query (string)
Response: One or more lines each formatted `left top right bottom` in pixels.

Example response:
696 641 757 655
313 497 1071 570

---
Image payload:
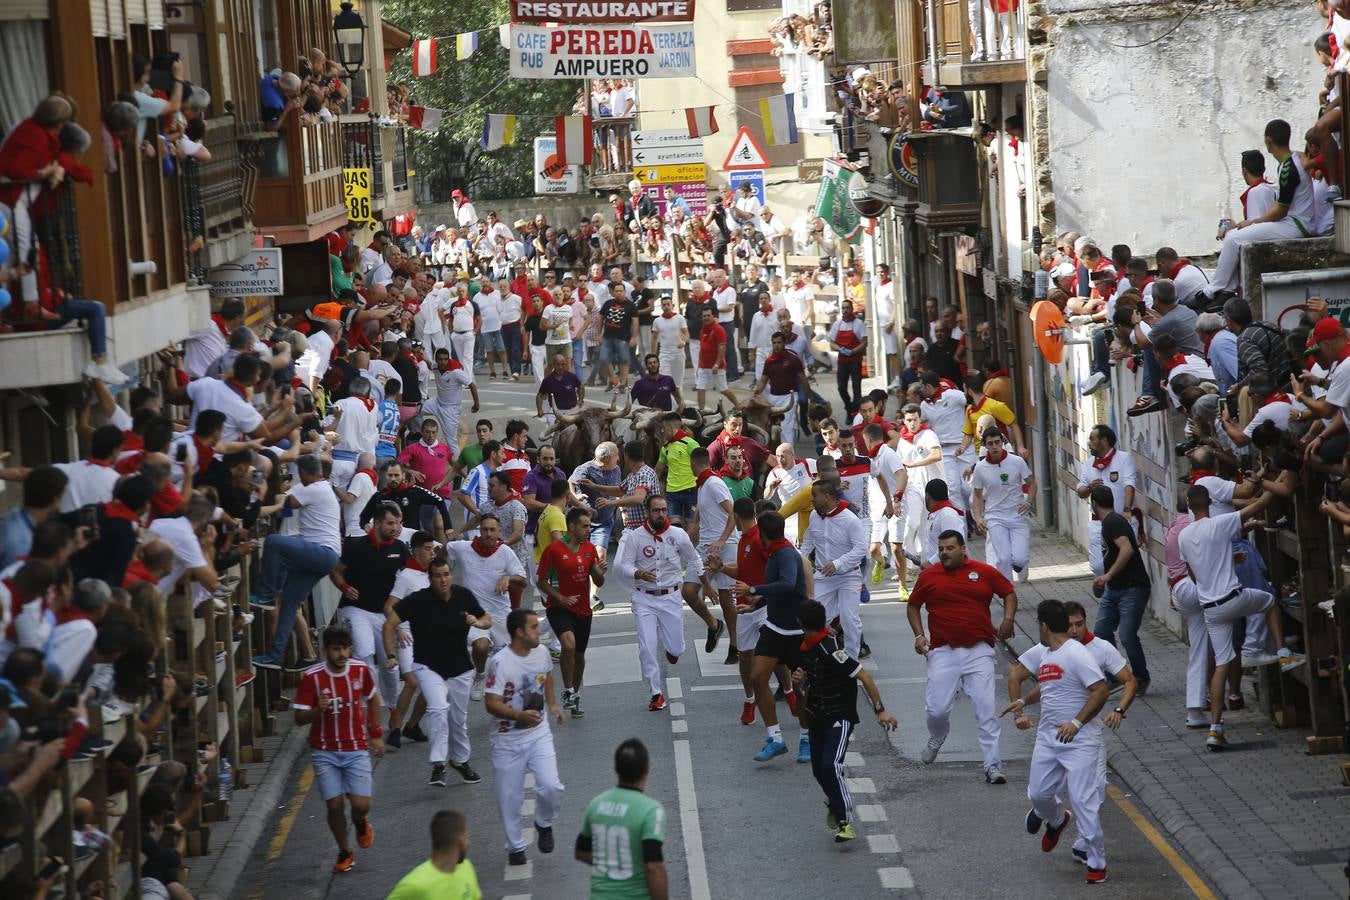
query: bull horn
745 423 771 445
607 398 633 420
768 396 795 416
556 409 582 425
608 393 618 411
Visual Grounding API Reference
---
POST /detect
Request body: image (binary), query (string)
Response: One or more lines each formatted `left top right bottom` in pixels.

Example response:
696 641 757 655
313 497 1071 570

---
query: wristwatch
1113 707 1126 718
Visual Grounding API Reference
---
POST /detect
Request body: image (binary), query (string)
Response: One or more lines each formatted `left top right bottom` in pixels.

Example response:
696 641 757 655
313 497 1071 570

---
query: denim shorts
312 749 373 800
589 521 613 551
665 488 697 523
481 329 506 353
598 337 630 365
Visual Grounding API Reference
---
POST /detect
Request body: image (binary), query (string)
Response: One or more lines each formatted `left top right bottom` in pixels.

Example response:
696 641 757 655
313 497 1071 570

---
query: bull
545 397 632 472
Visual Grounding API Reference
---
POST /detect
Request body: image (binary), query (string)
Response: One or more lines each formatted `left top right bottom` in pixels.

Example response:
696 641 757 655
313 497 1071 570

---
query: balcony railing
341 114 386 200
929 0 1026 82
254 118 347 242
590 116 635 180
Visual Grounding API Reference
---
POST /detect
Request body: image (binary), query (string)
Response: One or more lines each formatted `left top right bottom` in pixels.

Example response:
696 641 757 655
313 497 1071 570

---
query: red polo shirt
735 525 769 586
698 322 727 369
908 558 1013 649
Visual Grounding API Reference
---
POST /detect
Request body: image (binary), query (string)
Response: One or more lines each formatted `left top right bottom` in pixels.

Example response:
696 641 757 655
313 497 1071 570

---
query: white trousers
766 390 799 446
900 490 925 551
924 643 1002 771
530 344 548 383
341 607 400 705
491 729 564 852
416 668 472 766
1027 736 1106 870
983 517 1031 583
450 331 475 367
1210 218 1308 293
426 399 463 449
634 591 685 694
816 573 862 658
1171 578 1211 711
330 458 358 495
425 331 450 358
659 348 685 391
0 197 36 301
940 448 973 509
1072 740 1110 857
1086 519 1104 577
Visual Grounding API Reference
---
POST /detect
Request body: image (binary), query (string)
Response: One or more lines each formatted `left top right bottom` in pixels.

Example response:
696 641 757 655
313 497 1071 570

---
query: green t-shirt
580 787 666 898
387 859 481 900
721 473 754 501
535 504 567 561
459 442 486 471
657 436 699 493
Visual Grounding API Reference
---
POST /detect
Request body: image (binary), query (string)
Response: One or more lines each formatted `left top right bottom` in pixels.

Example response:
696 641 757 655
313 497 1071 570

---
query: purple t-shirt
631 374 678 411
539 371 583 412
522 463 568 534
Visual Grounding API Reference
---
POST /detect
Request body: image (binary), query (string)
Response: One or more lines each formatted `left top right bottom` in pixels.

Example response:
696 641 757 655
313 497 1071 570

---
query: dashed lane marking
867 834 901 854
878 867 915 889
504 861 533 881
666 676 683 699
845 777 876 794
669 701 686 716
673 740 712 900
856 804 888 822
844 752 865 767
672 719 689 733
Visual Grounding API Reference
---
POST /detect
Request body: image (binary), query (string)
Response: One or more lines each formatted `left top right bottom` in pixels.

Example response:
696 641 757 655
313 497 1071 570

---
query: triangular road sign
722 126 770 171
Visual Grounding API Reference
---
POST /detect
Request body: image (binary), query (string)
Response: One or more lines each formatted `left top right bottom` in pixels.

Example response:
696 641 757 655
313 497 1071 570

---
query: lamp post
333 1 367 78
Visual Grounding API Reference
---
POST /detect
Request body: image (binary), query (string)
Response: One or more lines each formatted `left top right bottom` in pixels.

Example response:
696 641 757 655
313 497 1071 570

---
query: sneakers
508 849 528 866
536 823 554 853
1126 395 1163 417
356 819 374 849
1205 730 1227 752
386 727 402 749
470 673 486 701
754 737 788 762
1241 651 1279 668
741 699 757 725
870 560 884 585
1025 808 1043 834
251 653 282 670
1080 371 1108 396
833 821 857 843
288 657 318 672
403 723 428 743
1016 565 1031 584
1072 847 1088 865
985 766 1007 785
83 361 130 385
1185 715 1209 730
1085 867 1108 884
649 692 667 711
234 672 255 689
1280 652 1306 673
723 644 739 665
1041 810 1072 852
796 735 811 764
858 641 871 660
705 619 724 653
920 738 942 764
450 761 482 784
333 850 354 873
570 696 585 718
784 689 799 716
561 688 575 710
248 593 276 611
897 582 910 603
666 651 680 665
429 764 447 786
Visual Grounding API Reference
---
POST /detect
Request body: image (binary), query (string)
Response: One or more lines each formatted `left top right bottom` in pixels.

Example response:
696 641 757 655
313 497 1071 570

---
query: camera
1173 439 1199 458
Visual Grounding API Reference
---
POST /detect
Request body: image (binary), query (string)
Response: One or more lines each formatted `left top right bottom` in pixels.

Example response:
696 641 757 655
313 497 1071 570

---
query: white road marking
666 676 683 699
845 777 876 794
588 630 639 638
673 740 712 900
856 804 888 822
867 834 900 854
504 861 533 881
525 773 535 789
844 751 865 767
521 798 536 816
502 895 532 900
672 719 689 733
689 684 746 692
669 701 686 716
877 867 915 889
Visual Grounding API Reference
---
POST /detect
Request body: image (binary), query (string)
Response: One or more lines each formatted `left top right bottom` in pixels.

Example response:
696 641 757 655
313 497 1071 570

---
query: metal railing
0 178 83 317
933 0 1025 65
341 114 386 199
181 158 206 281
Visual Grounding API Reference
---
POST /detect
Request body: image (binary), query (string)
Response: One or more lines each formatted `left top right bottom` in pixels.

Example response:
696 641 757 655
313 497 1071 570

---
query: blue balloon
0 208 8 238
0 287 11 312
0 237 8 267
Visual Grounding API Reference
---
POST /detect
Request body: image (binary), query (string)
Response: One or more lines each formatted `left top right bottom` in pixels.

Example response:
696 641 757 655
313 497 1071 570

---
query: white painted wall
1045 0 1323 257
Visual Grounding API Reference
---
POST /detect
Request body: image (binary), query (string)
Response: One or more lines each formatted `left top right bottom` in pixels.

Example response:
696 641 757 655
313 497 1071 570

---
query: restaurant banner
510 0 695 23
508 23 696 79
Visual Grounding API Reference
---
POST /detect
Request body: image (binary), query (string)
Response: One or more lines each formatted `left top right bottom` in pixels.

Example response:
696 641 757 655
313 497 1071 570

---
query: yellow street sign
635 163 708 185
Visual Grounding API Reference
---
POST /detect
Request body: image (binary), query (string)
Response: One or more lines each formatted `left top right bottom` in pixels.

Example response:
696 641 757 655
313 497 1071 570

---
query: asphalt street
230 368 1209 900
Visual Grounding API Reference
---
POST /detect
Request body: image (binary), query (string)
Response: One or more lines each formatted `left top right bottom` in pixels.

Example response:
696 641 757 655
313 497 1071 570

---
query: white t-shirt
1326 356 1350 412
747 310 778 356
448 299 477 333
1080 633 1128 679
1016 640 1106 745
183 324 229 379
921 389 968 445
433 364 475 408
477 290 503 331
651 314 686 355
1177 512 1241 602
187 378 263 443
305 330 335 382
367 359 399 393
389 565 430 601
767 460 816 505
484 645 555 744
784 284 814 324
55 460 120 513
289 478 343 554
696 475 737 552
329 397 381 454
1193 475 1237 518
542 304 573 345
870 444 905 498
1244 399 1299 437
1075 450 1136 515
445 540 524 612
971 453 1032 524
342 470 378 538
925 505 965 564
712 285 737 323
898 428 943 495
499 292 523 325
148 516 208 597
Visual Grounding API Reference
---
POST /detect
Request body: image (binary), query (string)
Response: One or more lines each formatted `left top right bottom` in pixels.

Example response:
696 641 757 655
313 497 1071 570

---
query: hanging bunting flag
685 105 718 138
457 31 479 60
758 93 798 147
554 115 594 166
481 114 518 150
406 106 444 131
499 23 512 47
412 39 438 76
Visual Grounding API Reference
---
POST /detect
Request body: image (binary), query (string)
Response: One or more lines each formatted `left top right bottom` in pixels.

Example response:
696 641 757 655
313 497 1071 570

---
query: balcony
254 118 347 245
928 0 1026 87
181 118 261 282
341 115 414 223
586 116 636 193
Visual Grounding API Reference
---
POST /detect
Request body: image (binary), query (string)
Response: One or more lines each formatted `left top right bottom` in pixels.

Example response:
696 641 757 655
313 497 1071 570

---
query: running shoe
536 824 555 853
825 807 840 829
251 653 281 670
897 582 910 603
1280 652 1306 673
985 766 1007 784
870 560 884 585
754 738 788 762
796 735 811 764
705 619 725 653
1025 808 1042 834
1205 730 1227 752
1041 810 1072 852
1085 867 1108 884
833 822 857 843
741 700 757 725
724 644 739 665
920 738 942 764
549 647 562 661
561 688 575 711
649 693 667 711
859 642 871 660
508 849 528 866
1072 847 1088 865
428 764 447 787
784 689 799 716
385 727 401 749
666 652 680 665
248 594 276 611
470 673 486 701
403 724 428 742
571 697 584 718
356 819 374 849
449 761 481 784
333 850 354 873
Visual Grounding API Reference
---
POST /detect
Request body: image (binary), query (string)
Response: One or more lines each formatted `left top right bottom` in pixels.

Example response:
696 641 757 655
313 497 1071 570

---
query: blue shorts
598 337 630 365
665 488 697 523
481 330 506 353
589 521 613 550
312 749 373 800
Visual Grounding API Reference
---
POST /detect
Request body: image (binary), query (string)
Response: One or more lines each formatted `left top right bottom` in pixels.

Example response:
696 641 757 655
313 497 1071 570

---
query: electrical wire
1098 1 1206 50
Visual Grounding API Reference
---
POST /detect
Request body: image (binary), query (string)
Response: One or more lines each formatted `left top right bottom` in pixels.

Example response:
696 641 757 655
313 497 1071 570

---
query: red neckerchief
122 559 156 587
719 431 743 448
122 431 144 452
355 468 378 484
645 520 669 541
986 449 1009 464
1166 259 1192 280
1201 330 1216 357
800 628 832 652
695 469 717 488
453 297 470 308
192 435 215 474
103 500 141 523
1081 629 1096 644
1091 448 1117 470
667 429 693 444
56 606 93 626
765 536 794 555
764 350 788 365
115 450 147 476
354 396 376 412
368 532 399 549
929 500 964 516
1239 179 1272 219
899 423 929 441
969 396 988 416
225 378 250 401
987 367 1009 379
470 537 500 557
824 500 852 517
1263 392 1292 406
660 310 677 318
929 378 958 401
210 313 230 339
1189 469 1215 485
1162 352 1188 373
404 558 429 572
718 466 748 480
823 440 840 456
439 358 464 373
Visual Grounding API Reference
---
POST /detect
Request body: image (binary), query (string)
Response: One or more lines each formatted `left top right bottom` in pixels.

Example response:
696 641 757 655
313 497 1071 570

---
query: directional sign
728 170 764 205
633 144 705 166
633 128 698 147
722 125 770 171
635 162 707 184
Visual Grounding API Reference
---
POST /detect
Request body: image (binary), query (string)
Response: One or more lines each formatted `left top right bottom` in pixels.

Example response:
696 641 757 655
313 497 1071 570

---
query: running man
861 422 906 587
332 502 408 720
575 739 669 899
382 529 435 748
969 429 1035 583
1004 599 1111 884
483 609 566 866
800 480 869 660
292 625 385 874
690 446 741 665
537 508 607 719
896 403 943 591
445 515 527 700
907 529 1015 784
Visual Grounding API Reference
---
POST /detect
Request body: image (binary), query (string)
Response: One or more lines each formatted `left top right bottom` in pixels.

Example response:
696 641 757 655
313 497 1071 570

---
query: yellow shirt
963 396 1017 450
387 859 481 900
535 504 567 561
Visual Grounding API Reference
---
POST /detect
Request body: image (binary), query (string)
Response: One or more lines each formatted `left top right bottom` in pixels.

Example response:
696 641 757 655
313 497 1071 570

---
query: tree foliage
384 0 580 200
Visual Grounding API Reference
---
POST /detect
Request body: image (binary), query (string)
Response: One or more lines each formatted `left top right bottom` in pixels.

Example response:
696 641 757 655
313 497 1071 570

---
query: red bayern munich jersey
293 660 377 752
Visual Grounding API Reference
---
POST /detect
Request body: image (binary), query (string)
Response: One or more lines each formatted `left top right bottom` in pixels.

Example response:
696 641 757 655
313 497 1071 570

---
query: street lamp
333 2 367 77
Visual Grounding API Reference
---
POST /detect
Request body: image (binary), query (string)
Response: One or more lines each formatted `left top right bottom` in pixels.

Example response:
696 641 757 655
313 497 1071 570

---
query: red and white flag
554 115 594 166
406 106 443 131
412 39 438 76
685 106 718 138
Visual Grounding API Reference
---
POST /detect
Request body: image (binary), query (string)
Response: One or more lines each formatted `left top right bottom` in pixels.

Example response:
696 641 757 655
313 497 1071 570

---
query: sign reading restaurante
510 0 695 23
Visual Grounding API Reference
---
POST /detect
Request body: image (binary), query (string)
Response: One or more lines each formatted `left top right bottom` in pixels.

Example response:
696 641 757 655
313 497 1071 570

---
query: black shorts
545 606 593 654
754 625 802 667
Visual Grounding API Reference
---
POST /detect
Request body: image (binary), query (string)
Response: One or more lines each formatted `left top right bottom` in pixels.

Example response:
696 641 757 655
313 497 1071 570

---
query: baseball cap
1312 316 1346 345
1051 260 1076 279
451 188 463 198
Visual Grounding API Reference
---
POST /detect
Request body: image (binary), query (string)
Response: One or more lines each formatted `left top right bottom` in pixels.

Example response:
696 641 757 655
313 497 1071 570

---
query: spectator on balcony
0 466 67 571
1224 296 1294 391
451 189 478 229
0 94 74 319
361 231 393 280
67 474 152 589
1196 312 1239 395
1153 247 1208 308
260 70 303 130
921 87 973 130
203 326 257 379
1126 280 1202 417
1234 149 1277 226
621 180 657 235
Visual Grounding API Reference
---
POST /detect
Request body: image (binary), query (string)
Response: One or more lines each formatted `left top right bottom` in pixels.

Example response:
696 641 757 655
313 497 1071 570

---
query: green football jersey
580 787 666 898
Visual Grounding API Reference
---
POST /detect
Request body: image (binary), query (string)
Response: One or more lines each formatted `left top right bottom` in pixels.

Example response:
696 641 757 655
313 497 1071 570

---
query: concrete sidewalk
1006 528 1350 899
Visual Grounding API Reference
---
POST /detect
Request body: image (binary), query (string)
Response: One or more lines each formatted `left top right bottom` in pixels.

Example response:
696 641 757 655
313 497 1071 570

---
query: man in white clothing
426 348 479 450
1074 424 1135 580
445 515 527 700
650 295 689 386
764 444 815 545
326 377 382 488
919 371 973 509
922 480 965 566
689 447 741 664
874 265 899 386
896 403 944 586
970 430 1035 583
861 422 907 588
800 480 869 659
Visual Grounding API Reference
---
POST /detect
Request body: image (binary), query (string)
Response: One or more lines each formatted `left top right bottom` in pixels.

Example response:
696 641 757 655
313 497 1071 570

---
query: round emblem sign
887 131 919 188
